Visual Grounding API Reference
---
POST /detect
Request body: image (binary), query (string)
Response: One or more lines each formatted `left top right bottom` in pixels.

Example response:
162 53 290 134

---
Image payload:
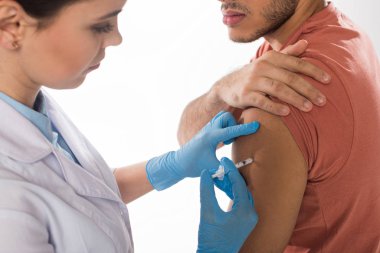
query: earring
12 41 19 49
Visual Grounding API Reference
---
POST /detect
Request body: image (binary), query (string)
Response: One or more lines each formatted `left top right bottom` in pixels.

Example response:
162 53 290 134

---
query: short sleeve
277 57 354 182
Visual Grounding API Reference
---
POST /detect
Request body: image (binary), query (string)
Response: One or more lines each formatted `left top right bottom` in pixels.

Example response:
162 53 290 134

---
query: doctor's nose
104 29 123 48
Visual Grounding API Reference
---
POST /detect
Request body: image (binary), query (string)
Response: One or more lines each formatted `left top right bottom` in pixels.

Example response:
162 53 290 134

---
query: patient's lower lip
223 14 246 26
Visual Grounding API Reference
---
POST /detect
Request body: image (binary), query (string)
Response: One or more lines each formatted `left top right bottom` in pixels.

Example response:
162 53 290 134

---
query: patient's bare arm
232 108 308 253
178 41 330 145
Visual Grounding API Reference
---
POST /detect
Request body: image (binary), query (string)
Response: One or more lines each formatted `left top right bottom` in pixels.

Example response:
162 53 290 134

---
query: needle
212 158 253 179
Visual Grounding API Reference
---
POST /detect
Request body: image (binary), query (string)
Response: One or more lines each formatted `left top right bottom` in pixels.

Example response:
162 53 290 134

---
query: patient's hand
211 40 329 116
232 108 308 253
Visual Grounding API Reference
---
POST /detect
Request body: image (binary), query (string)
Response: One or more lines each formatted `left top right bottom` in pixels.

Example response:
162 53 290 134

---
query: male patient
178 0 380 252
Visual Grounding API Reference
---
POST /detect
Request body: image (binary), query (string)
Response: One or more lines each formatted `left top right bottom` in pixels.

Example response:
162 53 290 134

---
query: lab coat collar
0 93 122 204
57 155 122 203
42 92 122 203
44 95 103 179
0 99 53 163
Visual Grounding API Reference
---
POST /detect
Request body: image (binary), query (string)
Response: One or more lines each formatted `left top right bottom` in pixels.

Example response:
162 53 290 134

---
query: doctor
0 0 259 252
0 0 326 252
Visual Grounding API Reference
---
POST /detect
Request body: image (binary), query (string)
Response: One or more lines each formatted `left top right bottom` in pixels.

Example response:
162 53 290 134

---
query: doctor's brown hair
15 0 79 27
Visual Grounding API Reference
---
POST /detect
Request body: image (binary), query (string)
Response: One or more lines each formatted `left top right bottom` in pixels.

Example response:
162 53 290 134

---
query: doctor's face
218 0 298 43
20 0 126 89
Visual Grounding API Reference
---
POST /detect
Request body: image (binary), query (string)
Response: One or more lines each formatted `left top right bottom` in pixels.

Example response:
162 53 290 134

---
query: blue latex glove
197 157 258 253
212 165 236 200
146 111 260 190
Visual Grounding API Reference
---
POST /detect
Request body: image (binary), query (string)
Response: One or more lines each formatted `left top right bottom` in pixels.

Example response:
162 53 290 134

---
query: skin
177 7 332 145
177 40 330 144
232 108 307 252
221 0 298 43
221 0 326 50
178 0 327 251
0 0 124 106
222 0 327 251
0 1 330 251
0 0 154 204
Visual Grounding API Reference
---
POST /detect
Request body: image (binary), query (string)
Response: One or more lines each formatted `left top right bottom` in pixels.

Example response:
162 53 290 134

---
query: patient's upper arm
232 108 308 253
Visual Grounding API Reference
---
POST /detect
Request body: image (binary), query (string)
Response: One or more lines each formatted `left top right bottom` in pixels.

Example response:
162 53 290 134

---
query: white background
48 1 380 252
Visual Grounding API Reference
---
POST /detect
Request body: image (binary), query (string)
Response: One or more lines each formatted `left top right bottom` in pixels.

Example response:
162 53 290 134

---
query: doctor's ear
0 0 37 50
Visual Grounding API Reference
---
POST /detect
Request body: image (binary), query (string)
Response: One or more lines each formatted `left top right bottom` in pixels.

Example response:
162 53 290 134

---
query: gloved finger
212 163 234 199
233 189 255 210
213 112 238 145
216 111 237 129
214 176 233 200
216 121 260 144
210 111 226 124
247 191 254 207
220 158 252 210
200 169 222 220
206 111 237 145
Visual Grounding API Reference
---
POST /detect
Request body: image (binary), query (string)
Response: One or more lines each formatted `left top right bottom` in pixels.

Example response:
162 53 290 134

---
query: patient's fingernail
303 101 312 111
323 73 331 83
281 107 290 115
317 96 326 105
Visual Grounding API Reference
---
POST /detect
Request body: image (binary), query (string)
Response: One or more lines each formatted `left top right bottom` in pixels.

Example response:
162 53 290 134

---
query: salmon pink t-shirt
256 3 380 252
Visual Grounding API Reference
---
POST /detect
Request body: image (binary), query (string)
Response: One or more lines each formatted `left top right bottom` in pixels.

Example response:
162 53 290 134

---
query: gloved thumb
200 169 221 220
218 121 260 145
220 157 253 210
211 112 238 145
215 111 237 129
217 112 238 145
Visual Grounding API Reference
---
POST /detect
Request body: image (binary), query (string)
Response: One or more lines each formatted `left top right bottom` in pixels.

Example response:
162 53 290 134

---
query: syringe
211 158 253 180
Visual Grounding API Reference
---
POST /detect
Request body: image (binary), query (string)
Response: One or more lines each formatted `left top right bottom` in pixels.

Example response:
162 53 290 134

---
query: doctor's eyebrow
97 9 122 20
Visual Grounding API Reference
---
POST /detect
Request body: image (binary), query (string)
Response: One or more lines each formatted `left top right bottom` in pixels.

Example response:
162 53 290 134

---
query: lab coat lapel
0 100 53 163
1 97 133 252
43 93 122 203
45 99 102 178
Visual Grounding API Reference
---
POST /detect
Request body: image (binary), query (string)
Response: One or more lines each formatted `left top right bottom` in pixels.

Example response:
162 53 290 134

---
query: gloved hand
197 157 258 253
146 111 260 190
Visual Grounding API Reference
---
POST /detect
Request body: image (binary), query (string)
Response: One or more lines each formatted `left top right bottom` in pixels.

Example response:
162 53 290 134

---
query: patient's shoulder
236 107 294 149
233 107 307 175
239 107 281 124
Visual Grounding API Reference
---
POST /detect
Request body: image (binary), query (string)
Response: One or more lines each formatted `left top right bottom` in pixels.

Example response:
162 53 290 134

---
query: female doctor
0 0 260 252
0 0 327 252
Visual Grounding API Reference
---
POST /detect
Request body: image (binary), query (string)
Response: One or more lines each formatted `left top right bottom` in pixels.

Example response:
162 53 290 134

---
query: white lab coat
0 92 134 253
